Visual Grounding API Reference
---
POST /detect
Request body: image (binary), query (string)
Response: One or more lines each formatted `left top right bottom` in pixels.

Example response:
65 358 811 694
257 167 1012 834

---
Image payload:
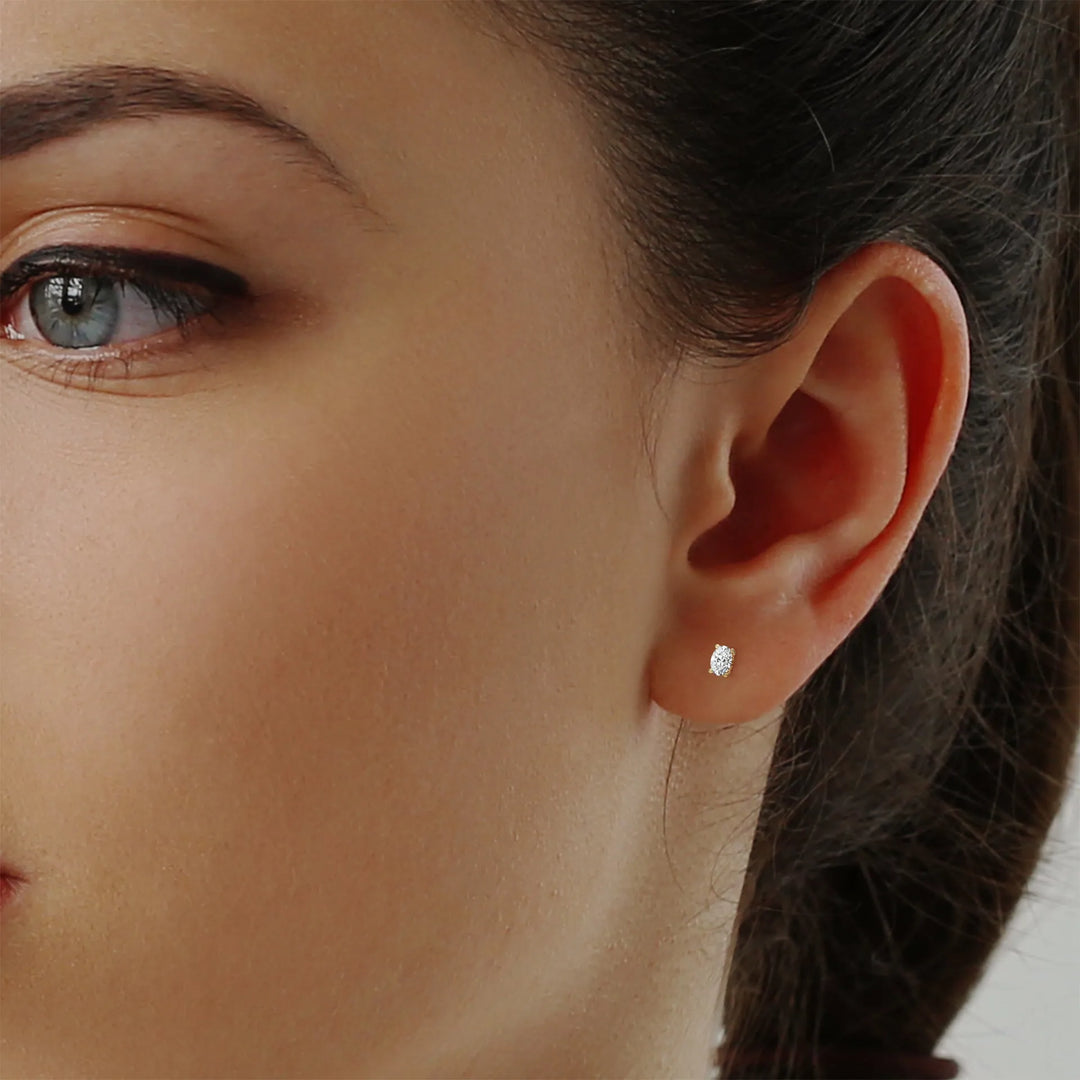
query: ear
647 241 970 727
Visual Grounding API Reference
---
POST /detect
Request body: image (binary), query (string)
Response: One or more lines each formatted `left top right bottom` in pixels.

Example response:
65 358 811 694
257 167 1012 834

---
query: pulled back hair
461 2 1079 1077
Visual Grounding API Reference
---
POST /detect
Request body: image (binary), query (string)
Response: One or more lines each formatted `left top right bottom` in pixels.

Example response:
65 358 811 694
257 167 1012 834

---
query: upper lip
0 861 25 881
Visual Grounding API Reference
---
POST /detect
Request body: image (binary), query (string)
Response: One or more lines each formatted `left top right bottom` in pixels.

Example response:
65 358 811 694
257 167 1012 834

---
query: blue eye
0 245 251 387
32 275 121 347
25 273 212 349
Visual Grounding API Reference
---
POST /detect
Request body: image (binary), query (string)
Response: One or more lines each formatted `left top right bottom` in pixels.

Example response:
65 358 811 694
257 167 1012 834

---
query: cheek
0 340 648 1071
4 380 500 892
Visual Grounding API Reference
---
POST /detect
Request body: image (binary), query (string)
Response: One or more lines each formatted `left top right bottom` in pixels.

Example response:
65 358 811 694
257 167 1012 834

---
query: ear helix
708 644 735 678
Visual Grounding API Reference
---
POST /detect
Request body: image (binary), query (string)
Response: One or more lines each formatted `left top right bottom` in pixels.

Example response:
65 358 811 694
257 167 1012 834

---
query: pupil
60 278 88 315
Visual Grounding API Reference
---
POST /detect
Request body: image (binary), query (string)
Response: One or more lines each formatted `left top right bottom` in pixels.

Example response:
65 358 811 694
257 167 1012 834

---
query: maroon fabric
717 1046 961 1078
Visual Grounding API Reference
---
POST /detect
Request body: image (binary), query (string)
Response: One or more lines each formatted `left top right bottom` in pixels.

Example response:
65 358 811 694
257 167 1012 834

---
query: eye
0 244 252 387
12 273 209 349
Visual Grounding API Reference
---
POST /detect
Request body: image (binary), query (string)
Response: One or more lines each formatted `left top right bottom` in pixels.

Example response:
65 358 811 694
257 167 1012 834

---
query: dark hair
460 2 1079 1077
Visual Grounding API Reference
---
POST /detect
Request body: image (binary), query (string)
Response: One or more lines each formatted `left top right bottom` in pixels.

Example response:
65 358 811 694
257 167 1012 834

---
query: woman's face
1 3 750 1076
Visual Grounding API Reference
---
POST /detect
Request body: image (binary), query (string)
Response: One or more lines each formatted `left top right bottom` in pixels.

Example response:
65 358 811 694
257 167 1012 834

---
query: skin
0 2 970 1078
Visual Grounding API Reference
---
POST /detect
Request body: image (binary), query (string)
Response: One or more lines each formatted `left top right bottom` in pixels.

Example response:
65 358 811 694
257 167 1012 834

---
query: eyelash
0 246 250 389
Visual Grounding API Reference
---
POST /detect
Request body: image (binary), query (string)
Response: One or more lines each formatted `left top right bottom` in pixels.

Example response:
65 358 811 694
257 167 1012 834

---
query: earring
709 644 735 678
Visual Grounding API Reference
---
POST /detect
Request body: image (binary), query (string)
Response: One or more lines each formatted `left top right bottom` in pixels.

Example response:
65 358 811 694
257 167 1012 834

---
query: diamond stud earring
709 643 735 678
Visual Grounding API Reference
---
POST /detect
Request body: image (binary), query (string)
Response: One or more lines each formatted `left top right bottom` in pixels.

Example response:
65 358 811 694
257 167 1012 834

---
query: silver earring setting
709 643 735 678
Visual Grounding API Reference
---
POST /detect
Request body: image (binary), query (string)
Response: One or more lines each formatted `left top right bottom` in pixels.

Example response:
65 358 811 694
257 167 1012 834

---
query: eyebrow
0 63 359 198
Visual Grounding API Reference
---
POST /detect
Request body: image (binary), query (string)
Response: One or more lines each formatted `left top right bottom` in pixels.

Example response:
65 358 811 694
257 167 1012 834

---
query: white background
940 741 1080 1079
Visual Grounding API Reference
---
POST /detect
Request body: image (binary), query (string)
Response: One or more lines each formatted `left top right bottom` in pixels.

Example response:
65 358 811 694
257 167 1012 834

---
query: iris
30 275 121 348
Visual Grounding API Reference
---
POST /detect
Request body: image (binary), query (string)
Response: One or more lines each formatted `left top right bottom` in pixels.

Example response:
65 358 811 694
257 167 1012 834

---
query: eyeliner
0 244 251 299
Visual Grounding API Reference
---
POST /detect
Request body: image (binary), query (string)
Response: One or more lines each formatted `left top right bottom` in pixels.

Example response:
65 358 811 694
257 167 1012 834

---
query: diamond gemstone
709 644 734 677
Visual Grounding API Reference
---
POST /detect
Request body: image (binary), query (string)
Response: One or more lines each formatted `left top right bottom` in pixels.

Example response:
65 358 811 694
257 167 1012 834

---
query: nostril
0 869 27 909
0 862 28 900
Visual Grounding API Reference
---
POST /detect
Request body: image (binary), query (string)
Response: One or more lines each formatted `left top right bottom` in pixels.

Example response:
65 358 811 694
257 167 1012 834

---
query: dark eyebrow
0 63 360 199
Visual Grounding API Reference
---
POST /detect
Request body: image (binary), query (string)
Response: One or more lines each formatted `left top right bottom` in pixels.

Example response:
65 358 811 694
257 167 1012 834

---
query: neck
434 704 776 1079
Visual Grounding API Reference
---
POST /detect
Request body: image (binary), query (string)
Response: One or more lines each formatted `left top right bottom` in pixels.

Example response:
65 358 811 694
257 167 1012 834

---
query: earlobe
647 241 971 729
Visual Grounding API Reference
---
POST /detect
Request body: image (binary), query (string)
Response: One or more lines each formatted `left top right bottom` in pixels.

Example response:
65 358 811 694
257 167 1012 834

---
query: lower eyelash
36 350 143 391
